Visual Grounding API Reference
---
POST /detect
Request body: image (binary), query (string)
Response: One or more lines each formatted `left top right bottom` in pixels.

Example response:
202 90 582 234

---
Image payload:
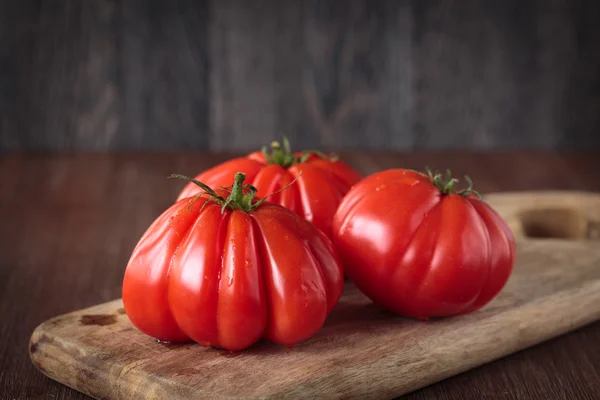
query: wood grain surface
29 226 600 399
1 1 600 150
1 151 600 399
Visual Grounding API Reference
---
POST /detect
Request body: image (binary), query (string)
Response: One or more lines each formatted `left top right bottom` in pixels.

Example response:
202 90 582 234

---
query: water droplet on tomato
227 276 234 287
245 260 252 268
301 284 309 307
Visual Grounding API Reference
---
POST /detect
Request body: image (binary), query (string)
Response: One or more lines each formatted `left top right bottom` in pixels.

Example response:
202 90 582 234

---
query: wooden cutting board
30 191 600 400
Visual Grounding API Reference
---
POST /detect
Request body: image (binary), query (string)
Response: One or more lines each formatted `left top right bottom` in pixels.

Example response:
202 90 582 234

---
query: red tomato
332 169 516 319
123 173 344 351
176 139 362 239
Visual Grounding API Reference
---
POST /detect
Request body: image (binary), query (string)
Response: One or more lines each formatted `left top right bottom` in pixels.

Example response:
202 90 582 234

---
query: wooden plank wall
1 0 599 151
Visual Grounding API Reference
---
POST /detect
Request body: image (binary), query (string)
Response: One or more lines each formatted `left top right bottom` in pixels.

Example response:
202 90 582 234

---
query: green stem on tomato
424 167 482 199
168 171 302 213
261 136 337 168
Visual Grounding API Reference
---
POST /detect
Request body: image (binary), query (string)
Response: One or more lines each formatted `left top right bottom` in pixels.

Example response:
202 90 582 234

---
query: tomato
122 172 344 351
176 139 362 239
332 169 516 319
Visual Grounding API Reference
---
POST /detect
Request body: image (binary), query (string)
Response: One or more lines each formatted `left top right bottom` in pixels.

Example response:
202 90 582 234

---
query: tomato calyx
261 137 338 168
425 168 482 198
169 172 301 213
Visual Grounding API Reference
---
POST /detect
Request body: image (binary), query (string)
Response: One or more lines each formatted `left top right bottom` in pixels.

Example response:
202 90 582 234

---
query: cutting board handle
518 208 600 240
483 191 600 241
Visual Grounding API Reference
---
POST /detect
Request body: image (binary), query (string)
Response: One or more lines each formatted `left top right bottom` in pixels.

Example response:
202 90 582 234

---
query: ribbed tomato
332 169 516 319
176 139 362 239
123 173 344 351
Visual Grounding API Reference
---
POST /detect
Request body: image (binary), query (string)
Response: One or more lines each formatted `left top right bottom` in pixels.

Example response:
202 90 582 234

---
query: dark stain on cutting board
79 314 117 326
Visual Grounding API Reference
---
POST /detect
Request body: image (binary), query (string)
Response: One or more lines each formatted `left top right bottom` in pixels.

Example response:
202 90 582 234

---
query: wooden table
1 151 599 400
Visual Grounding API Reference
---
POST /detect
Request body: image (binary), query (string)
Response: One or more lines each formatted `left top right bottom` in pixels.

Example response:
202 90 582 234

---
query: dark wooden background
1 0 599 151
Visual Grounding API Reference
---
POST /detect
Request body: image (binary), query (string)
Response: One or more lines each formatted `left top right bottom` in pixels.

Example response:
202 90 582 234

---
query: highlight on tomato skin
332 168 517 320
175 138 362 240
122 172 344 351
